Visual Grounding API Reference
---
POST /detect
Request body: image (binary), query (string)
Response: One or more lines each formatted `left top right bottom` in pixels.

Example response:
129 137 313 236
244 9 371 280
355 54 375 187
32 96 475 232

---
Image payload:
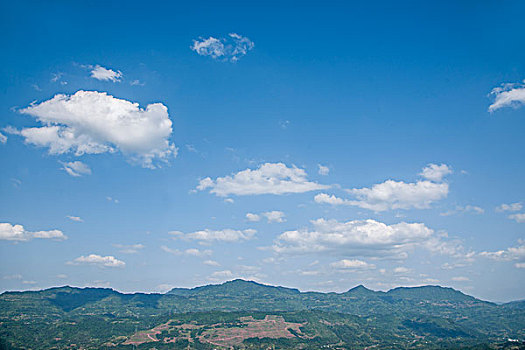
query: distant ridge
1 279 498 304
166 279 300 296
165 280 487 303
386 285 483 303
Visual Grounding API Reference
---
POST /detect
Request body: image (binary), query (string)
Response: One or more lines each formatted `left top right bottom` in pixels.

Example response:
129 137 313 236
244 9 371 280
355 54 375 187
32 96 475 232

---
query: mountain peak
345 284 377 295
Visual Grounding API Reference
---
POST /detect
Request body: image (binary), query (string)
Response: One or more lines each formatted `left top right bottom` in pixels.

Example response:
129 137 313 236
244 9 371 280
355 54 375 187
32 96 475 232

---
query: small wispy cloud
203 260 220 266
50 72 67 85
191 33 254 62
129 79 144 86
90 65 123 82
160 245 212 257
489 80 525 112
440 205 484 217
278 120 290 129
496 202 522 213
508 213 525 223
67 254 125 268
61 161 92 177
246 211 286 223
113 243 145 254
66 215 83 222
169 228 256 243
318 164 330 176
330 259 375 270
106 196 119 204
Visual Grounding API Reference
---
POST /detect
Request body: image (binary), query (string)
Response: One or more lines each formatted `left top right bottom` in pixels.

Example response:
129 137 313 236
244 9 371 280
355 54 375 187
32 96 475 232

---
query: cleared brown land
198 315 306 347
122 315 308 347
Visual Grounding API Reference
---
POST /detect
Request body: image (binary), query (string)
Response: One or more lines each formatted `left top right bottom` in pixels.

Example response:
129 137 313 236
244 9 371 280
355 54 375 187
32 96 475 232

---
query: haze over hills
1 279 524 349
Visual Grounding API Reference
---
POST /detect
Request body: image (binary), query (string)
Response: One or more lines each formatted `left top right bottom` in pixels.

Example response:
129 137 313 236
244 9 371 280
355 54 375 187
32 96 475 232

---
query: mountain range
1 279 524 349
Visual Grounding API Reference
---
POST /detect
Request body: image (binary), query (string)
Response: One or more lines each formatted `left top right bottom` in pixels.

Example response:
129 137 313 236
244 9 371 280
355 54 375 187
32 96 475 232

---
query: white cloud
170 228 256 242
272 218 435 258
160 245 179 255
419 163 452 182
160 245 212 257
130 79 144 86
273 219 471 262
209 270 233 278
50 72 64 83
203 260 220 266
66 215 83 222
68 254 125 268
185 248 212 257
13 91 176 168
314 193 349 205
497 203 525 223
441 262 468 270
316 181 448 212
440 205 484 216
3 274 23 280
113 243 144 254
488 80 525 112
185 144 198 153
348 180 449 212
508 213 525 223
279 120 290 129
315 164 450 212
198 163 330 196
330 259 375 269
246 211 286 223
452 276 470 282
61 161 91 177
90 65 123 82
516 263 525 269
393 267 411 274
422 278 440 284
318 164 330 176
106 196 119 204
479 241 525 265
262 211 286 223
192 37 224 58
0 223 67 241
496 202 522 212
191 33 254 62
246 213 261 222
0 132 7 144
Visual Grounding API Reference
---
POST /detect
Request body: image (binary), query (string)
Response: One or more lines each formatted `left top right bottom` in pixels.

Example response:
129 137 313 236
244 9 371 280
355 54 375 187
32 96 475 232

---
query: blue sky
1 0 524 301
